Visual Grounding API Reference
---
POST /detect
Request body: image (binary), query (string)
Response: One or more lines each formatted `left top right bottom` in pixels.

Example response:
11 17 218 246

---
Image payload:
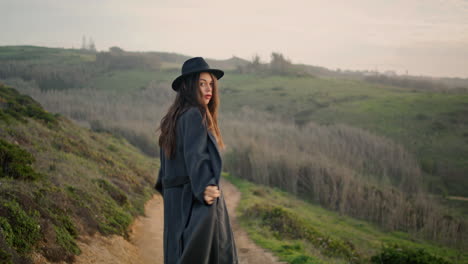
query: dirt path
446 196 468 201
60 178 284 264
67 195 164 264
221 178 287 264
128 194 165 263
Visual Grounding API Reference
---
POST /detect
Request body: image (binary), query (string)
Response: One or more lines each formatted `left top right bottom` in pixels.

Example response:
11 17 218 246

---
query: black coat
154 107 238 264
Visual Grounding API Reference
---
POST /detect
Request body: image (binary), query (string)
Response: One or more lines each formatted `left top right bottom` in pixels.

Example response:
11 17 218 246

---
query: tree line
235 52 312 77
0 46 162 91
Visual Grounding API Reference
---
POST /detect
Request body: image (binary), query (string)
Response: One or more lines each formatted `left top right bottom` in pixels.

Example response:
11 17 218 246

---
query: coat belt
163 176 190 189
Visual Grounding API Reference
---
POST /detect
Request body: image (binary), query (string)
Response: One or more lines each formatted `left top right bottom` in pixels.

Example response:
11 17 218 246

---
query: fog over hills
1 0 468 78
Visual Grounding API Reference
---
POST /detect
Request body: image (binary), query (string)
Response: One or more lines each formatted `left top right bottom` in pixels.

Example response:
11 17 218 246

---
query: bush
0 250 12 264
243 203 361 262
0 199 41 254
371 243 452 264
54 225 81 255
0 139 43 181
98 199 132 238
290 255 316 264
0 84 57 125
92 178 128 206
0 217 14 247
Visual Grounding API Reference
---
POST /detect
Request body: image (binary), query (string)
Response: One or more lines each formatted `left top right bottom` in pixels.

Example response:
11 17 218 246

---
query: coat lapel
207 130 222 184
207 130 221 161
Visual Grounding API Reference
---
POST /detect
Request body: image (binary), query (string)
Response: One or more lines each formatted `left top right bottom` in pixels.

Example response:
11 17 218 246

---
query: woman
155 57 238 264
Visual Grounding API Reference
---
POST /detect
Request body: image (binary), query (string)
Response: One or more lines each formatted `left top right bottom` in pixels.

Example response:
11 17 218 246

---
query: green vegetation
0 138 44 180
0 83 57 125
0 46 94 63
98 203 132 237
2 45 466 198
89 69 166 92
1 45 467 261
93 178 128 206
370 243 452 264
0 46 98 90
0 85 159 262
223 173 464 264
218 73 468 197
243 203 361 263
54 224 81 255
0 199 41 254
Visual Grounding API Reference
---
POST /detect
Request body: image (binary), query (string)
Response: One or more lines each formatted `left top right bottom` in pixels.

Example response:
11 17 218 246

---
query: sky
1 0 468 78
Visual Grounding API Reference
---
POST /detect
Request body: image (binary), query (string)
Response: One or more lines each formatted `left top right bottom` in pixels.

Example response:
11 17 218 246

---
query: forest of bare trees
0 47 162 91
221 108 465 249
0 61 96 90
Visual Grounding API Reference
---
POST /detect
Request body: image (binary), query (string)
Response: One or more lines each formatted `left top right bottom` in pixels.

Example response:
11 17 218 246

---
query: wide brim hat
171 57 224 91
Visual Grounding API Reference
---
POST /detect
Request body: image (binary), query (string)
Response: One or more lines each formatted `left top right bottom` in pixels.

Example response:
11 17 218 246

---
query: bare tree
81 35 87 50
270 52 291 75
88 37 96 51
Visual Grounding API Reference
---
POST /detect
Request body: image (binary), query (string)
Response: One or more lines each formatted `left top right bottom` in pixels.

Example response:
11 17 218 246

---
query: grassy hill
0 83 158 263
1 44 466 218
3 45 465 197
23 53 465 197
223 173 466 264
218 73 468 197
0 45 467 263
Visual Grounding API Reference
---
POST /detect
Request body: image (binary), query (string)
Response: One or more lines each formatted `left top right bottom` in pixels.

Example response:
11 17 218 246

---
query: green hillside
0 83 158 263
223 173 466 264
73 64 468 196
0 45 467 263
0 45 95 63
218 73 468 197
6 45 465 197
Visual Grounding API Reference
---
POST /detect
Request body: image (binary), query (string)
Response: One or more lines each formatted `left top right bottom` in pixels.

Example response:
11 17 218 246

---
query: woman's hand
204 185 220 205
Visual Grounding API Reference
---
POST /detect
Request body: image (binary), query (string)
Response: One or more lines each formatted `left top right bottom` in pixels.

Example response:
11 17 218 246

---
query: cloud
391 40 468 77
1 0 467 77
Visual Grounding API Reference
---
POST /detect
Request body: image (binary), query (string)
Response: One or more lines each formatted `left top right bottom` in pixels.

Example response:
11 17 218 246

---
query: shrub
0 84 57 125
0 139 43 181
0 250 12 264
53 225 81 255
290 255 316 264
92 178 128 206
98 199 132 238
370 243 452 264
0 217 14 248
0 199 41 254
243 203 361 262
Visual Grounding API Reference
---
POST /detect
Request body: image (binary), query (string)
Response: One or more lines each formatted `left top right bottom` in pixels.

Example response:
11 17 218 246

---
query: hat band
182 64 210 75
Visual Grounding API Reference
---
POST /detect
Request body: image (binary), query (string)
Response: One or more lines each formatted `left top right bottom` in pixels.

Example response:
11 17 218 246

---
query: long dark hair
157 71 225 159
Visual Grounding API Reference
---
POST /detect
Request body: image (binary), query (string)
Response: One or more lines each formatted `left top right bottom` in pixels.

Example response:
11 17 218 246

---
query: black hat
171 57 224 91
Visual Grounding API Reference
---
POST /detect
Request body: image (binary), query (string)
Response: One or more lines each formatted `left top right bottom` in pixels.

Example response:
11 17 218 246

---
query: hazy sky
2 0 468 78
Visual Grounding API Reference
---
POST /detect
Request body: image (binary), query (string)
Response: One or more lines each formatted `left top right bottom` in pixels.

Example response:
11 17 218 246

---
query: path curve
35 178 285 264
221 178 287 264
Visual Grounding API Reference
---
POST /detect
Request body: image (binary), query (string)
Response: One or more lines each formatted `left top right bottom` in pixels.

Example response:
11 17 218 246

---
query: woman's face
198 72 214 105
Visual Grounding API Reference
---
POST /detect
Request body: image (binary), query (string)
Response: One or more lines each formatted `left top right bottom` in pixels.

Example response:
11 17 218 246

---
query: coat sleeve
181 108 217 205
154 148 164 196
